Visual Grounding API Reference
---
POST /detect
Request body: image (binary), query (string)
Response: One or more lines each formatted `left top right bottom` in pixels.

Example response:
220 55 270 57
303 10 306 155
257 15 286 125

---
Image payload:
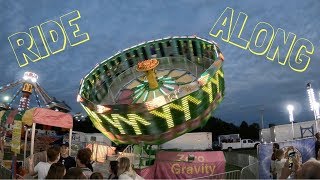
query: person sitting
108 161 118 179
58 142 76 170
28 146 60 179
118 157 143 180
45 162 66 179
76 148 93 178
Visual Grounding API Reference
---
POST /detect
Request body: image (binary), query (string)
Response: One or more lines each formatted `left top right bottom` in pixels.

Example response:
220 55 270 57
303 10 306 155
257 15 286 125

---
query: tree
248 123 260 140
239 121 249 138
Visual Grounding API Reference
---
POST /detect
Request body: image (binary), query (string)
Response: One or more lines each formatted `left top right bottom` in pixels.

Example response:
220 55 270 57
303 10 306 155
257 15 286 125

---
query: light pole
3 96 9 102
307 83 319 132
287 105 295 139
3 96 10 108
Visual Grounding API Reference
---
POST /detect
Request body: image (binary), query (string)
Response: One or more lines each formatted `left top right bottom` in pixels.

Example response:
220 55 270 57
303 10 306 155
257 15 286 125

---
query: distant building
260 119 319 143
73 113 85 121
46 97 71 113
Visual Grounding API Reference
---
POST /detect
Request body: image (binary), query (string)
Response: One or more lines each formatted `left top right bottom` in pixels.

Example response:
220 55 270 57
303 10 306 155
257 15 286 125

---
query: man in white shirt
29 146 60 179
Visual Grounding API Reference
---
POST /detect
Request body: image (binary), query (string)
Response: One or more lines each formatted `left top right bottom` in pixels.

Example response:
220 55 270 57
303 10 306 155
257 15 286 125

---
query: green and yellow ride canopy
78 36 225 145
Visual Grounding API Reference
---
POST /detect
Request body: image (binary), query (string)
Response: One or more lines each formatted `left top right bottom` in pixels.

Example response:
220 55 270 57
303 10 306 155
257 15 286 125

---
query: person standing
270 143 279 179
28 146 60 179
118 157 143 180
76 148 93 178
315 133 320 159
108 161 118 179
58 142 76 170
45 162 66 179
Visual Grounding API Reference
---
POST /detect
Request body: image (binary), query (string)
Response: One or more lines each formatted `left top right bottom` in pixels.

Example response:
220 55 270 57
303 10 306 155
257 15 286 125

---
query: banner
258 137 315 179
154 151 225 179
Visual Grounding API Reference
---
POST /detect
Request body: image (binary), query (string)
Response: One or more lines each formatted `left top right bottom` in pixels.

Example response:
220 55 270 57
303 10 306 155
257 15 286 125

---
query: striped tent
0 108 73 156
0 108 73 129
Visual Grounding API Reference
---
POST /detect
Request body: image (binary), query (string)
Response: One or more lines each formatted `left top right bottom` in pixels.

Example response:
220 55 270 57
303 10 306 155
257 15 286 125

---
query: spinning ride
78 36 225 144
0 72 71 112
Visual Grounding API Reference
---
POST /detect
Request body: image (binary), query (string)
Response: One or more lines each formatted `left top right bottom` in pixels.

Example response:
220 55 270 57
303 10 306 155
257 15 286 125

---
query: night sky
0 0 319 127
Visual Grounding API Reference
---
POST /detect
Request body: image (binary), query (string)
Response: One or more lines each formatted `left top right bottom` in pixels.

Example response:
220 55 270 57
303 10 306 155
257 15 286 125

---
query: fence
0 164 24 179
224 151 259 179
0 164 12 179
240 161 259 179
194 170 241 179
224 151 258 168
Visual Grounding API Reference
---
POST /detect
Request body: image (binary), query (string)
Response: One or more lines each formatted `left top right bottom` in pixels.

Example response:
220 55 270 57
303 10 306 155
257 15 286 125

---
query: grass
230 149 257 157
225 163 241 171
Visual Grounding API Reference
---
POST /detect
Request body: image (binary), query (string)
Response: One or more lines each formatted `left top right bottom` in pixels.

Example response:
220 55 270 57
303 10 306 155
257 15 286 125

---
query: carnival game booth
0 108 73 168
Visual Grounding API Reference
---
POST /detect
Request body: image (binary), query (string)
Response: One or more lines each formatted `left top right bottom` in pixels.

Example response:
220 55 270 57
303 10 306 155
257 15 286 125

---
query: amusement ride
78 35 225 145
0 72 71 113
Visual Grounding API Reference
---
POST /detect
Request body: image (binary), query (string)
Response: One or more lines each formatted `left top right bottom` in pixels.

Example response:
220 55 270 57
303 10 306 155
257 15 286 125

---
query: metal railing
0 164 12 179
116 145 139 167
240 161 259 179
224 152 258 168
194 170 241 179
0 164 24 179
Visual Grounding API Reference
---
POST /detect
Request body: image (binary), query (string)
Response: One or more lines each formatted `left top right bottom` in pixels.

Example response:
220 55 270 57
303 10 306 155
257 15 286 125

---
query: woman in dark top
46 163 66 179
270 143 279 179
108 161 118 179
271 143 280 161
315 133 320 159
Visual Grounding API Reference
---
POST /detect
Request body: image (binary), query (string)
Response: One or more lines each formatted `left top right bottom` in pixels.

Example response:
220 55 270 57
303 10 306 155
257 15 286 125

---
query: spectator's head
60 142 69 157
273 143 280 151
90 172 103 179
64 167 86 179
47 146 60 163
84 148 93 158
45 163 66 179
315 132 320 140
82 148 93 163
118 157 131 176
296 158 320 179
76 148 91 167
109 161 118 175
275 149 284 160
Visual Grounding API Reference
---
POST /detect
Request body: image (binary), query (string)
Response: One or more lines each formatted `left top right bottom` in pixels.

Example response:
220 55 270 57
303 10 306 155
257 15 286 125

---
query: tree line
191 116 260 141
72 116 260 141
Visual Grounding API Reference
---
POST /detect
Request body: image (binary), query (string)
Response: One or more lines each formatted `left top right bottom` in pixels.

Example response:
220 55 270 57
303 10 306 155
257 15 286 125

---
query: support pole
68 129 72 156
23 127 29 166
30 123 36 156
11 154 16 179
291 122 295 140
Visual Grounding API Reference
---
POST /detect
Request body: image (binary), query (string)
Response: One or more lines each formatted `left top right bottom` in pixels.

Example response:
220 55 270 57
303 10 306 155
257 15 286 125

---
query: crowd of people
25 142 143 179
270 132 320 179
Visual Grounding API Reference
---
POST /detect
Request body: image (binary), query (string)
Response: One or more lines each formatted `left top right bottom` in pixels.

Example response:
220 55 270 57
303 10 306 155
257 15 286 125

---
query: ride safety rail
240 161 259 179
